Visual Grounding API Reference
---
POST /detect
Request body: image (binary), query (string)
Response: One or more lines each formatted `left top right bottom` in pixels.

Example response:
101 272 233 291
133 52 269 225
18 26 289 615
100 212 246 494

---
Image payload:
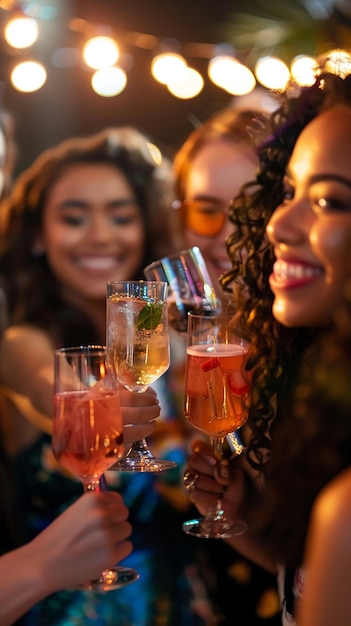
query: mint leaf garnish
136 303 163 330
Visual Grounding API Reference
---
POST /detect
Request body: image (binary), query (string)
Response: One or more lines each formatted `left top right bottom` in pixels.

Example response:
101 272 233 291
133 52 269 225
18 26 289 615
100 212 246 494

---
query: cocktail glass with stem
144 247 244 455
182 312 249 538
144 246 220 336
52 345 139 590
106 280 176 472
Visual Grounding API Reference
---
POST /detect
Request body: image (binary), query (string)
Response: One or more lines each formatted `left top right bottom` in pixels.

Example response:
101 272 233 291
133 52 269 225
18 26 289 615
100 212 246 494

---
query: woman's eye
111 213 139 226
281 187 294 203
314 196 347 212
60 214 85 226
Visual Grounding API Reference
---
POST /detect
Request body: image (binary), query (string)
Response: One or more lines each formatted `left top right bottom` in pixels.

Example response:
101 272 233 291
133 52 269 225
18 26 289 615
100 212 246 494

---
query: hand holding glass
52 345 138 590
106 280 176 472
183 313 249 538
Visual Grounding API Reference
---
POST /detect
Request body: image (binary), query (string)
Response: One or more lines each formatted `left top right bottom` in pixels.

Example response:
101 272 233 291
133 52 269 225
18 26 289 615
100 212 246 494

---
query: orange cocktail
185 343 249 438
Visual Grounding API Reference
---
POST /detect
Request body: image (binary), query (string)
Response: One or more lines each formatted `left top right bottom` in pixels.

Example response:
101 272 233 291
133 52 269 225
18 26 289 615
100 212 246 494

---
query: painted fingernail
206 455 217 466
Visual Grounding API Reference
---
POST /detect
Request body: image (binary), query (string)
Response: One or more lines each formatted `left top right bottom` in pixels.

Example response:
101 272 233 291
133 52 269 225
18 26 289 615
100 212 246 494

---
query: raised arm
0 324 158 443
0 491 132 626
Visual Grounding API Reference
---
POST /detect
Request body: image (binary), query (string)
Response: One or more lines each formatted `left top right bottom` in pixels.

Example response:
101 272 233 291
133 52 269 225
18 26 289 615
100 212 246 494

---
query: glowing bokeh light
151 52 187 85
11 61 47 92
291 55 317 86
4 15 38 49
324 49 351 78
167 67 204 99
255 56 290 90
83 36 119 70
209 56 256 95
91 66 127 97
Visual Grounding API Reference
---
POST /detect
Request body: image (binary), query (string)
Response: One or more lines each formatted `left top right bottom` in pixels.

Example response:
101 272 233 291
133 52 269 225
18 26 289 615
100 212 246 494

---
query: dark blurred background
0 0 350 173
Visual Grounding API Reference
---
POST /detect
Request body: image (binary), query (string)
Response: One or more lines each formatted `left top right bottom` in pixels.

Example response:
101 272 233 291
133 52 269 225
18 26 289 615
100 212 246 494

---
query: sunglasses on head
172 198 229 237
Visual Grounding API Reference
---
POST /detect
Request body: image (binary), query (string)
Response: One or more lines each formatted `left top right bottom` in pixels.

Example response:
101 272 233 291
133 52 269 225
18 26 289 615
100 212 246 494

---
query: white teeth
77 258 117 270
274 260 322 280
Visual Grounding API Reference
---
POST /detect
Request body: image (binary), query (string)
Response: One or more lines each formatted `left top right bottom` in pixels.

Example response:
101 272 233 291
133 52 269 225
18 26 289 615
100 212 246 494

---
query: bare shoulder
311 467 351 540
1 324 54 347
0 324 55 363
0 324 55 400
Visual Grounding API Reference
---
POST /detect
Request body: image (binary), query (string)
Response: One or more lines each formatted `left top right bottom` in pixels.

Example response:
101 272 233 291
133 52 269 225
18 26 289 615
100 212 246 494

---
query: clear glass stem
210 437 226 521
81 476 137 590
211 436 224 459
83 478 118 586
83 478 101 493
126 438 154 457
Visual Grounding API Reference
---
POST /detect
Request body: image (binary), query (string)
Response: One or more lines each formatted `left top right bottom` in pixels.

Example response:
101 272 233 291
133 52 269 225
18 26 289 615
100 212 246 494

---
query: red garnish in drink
229 383 250 396
227 371 250 396
201 357 221 372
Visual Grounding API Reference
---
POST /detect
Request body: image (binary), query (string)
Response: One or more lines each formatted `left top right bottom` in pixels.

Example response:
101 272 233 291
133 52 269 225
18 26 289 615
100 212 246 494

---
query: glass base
82 566 139 591
182 516 248 539
110 456 177 473
109 439 177 473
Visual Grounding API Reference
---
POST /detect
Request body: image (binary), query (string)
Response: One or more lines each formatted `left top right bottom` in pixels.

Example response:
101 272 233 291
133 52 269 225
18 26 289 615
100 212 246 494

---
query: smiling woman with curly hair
183 50 351 626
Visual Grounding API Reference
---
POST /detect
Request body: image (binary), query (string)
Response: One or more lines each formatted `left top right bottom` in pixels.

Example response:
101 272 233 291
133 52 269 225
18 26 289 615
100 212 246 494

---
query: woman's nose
89 215 113 242
266 200 312 248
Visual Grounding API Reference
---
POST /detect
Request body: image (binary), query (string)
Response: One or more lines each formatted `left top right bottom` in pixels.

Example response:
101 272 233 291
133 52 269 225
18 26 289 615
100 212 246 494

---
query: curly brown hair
220 58 351 471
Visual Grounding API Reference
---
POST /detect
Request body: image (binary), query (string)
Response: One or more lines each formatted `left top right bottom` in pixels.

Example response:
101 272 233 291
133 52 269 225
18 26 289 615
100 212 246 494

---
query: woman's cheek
311 217 351 273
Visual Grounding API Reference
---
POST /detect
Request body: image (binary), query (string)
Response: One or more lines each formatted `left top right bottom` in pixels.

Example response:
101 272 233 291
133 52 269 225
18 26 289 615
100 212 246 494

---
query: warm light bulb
208 55 235 88
151 52 187 85
91 67 127 96
324 49 351 78
11 61 47 92
210 57 256 95
83 36 119 70
255 56 290 90
167 67 204 99
291 55 317 86
4 15 38 49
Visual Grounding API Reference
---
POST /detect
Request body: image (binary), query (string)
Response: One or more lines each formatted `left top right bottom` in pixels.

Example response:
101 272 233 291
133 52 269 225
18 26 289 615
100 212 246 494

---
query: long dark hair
0 127 175 345
221 56 351 471
258 282 351 569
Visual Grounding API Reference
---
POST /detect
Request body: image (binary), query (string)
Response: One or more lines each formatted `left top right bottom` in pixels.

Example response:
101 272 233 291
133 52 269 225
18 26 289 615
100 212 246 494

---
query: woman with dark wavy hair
182 50 351 625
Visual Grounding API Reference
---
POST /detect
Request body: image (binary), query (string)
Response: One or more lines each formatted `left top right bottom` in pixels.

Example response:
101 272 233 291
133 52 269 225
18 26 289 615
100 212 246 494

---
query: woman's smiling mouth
270 259 324 289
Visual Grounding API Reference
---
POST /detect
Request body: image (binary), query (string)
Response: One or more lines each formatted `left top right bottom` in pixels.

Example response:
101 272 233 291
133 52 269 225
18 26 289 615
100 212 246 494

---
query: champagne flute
106 280 176 472
144 246 220 336
52 345 139 590
182 313 249 538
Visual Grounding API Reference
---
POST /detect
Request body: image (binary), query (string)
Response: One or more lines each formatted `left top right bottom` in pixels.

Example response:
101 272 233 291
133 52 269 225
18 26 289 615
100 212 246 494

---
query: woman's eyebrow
308 173 351 190
284 169 351 191
55 198 138 209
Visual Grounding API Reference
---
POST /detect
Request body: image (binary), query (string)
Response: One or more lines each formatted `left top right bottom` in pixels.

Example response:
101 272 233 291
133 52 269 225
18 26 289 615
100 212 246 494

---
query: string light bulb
0 9 324 99
151 52 187 85
4 12 38 49
82 35 119 70
11 60 47 92
324 49 351 78
291 55 317 86
208 55 256 95
91 66 127 97
167 66 204 99
255 56 290 90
